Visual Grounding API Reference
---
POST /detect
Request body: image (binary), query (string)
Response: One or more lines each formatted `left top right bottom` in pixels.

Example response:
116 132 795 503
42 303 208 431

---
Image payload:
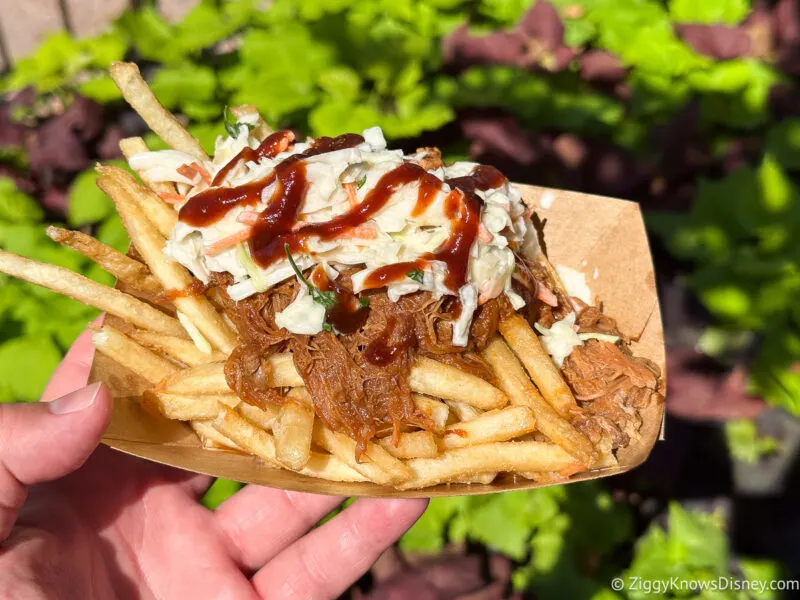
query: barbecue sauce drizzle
178 131 507 364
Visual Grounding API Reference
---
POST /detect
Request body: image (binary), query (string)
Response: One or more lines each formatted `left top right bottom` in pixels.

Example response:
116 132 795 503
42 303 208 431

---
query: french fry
212 405 281 466
270 352 304 387
377 430 439 459
301 453 368 483
110 62 208 161
410 357 507 410
482 337 596 466
159 361 227 394
446 400 482 423
499 315 577 417
453 472 497 484
192 420 241 451
129 329 226 366
442 406 537 450
111 162 178 238
45 226 162 297
312 423 413 486
150 391 239 421
398 442 582 490
90 324 178 385
159 353 300 394
0 249 185 337
237 402 280 432
119 136 176 195
412 394 449 433
274 390 314 470
98 169 237 353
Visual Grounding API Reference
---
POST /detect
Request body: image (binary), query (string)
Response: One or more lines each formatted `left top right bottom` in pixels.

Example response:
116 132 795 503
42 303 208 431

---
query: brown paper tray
91 184 666 498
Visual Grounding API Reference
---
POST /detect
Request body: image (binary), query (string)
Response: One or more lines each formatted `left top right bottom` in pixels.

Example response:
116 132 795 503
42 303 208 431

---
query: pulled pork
563 336 662 452
211 269 503 456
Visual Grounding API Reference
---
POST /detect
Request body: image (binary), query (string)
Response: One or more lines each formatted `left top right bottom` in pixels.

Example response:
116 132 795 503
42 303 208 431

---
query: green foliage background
0 0 796 596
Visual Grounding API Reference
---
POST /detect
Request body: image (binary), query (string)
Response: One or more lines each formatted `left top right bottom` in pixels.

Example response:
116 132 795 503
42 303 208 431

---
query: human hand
0 327 428 599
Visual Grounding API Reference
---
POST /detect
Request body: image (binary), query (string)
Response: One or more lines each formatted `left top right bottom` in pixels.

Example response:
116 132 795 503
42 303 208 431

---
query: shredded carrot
339 222 378 239
157 192 187 205
343 182 359 208
478 279 503 305
236 211 260 225
177 164 199 182
190 162 212 185
203 228 253 256
536 284 558 307
478 224 494 244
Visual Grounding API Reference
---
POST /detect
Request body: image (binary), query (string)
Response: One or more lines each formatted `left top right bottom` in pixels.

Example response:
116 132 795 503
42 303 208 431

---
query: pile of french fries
0 62 624 490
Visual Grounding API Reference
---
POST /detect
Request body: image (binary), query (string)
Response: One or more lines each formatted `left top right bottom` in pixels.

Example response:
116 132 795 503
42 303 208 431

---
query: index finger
41 317 102 402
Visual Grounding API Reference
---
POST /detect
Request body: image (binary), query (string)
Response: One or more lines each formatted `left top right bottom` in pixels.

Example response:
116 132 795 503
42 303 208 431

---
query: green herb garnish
359 296 370 308
407 269 425 284
224 105 254 138
357 174 367 189
322 323 333 332
284 244 337 309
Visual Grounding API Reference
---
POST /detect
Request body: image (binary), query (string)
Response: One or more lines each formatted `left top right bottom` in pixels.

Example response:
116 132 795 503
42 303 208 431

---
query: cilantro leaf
407 269 425 283
224 105 254 138
284 244 337 309
358 296 370 308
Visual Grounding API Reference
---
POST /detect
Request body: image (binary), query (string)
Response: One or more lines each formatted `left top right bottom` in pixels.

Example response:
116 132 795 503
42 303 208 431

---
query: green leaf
669 0 750 25
400 496 467 553
317 66 362 101
0 178 43 223
84 30 129 68
407 269 424 283
68 169 114 227
766 119 800 171
0 335 62 402
725 419 780 464
78 75 123 103
739 558 783 600
667 503 728 571
150 63 216 110
201 478 243 509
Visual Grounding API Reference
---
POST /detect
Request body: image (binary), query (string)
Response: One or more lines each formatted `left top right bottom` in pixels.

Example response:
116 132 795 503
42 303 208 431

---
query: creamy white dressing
134 124 540 342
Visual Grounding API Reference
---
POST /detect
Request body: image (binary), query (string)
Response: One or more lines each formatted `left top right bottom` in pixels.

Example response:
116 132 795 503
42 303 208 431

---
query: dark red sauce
364 316 415 366
211 130 293 186
362 260 424 290
309 266 369 334
412 172 443 217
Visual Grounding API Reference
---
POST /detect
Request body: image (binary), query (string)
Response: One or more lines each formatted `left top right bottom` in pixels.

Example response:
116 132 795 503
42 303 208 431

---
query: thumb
0 382 112 542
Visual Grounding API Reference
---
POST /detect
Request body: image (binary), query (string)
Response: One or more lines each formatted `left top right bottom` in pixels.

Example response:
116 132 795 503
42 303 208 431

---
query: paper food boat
91 184 666 498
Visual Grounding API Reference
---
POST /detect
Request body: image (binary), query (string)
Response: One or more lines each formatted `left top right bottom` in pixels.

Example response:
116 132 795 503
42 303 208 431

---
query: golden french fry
442 406 537 450
0 249 185 336
98 169 237 353
301 453 368 483
110 163 178 238
212 405 281 466
398 442 582 490
150 391 239 421
90 324 178 385
192 420 241 451
453 472 497 484
410 356 507 410
237 402 280 432
270 353 304 387
412 394 449 433
312 423 412 486
129 329 225 367
446 400 482 423
482 336 596 466
45 226 162 297
119 136 177 195
274 391 314 470
159 361 226 393
499 315 577 417
229 105 273 141
110 62 208 160
377 430 439 459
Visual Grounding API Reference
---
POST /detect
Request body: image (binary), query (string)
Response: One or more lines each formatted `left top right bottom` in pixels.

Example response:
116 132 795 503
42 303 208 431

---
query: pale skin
0 328 428 599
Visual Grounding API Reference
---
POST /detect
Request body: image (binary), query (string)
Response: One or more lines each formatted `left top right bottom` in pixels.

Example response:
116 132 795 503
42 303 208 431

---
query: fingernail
48 382 103 415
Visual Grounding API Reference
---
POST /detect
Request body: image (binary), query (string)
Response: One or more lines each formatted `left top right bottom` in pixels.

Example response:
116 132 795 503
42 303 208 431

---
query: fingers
41 323 99 402
0 383 112 542
251 498 428 599
214 486 343 573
